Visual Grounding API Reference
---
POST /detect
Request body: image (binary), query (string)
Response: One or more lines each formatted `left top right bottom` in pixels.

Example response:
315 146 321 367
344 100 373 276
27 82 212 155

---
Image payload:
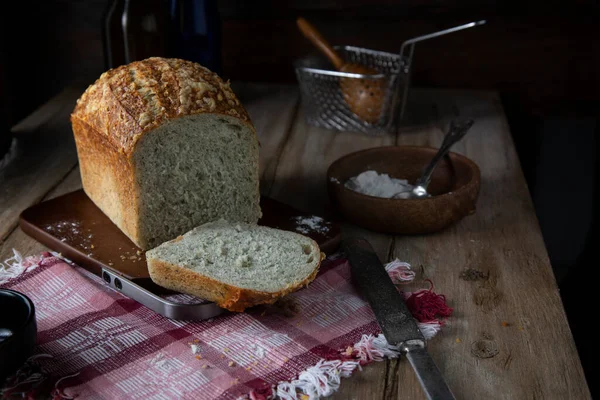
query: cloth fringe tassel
0 249 36 284
0 354 79 400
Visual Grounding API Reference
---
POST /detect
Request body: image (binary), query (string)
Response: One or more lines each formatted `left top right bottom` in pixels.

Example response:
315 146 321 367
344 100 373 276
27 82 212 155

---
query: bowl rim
326 145 481 203
0 289 36 350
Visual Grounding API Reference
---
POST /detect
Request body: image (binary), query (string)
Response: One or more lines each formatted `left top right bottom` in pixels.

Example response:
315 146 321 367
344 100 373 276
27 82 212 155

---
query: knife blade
342 237 455 400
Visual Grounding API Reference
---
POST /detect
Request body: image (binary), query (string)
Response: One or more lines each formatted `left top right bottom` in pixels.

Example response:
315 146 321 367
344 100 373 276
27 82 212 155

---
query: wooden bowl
327 146 481 234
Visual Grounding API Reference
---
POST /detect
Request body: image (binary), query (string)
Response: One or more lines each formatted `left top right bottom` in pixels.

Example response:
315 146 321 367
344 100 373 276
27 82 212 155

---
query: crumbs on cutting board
44 220 145 264
119 249 143 262
44 220 96 254
293 215 331 235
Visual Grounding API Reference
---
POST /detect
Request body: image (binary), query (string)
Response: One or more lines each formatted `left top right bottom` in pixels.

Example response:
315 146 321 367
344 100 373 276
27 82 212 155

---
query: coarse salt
345 170 414 199
294 216 330 235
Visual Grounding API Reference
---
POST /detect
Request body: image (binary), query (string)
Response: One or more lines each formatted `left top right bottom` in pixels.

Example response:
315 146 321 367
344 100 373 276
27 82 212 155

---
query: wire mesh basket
294 20 486 135
295 46 407 135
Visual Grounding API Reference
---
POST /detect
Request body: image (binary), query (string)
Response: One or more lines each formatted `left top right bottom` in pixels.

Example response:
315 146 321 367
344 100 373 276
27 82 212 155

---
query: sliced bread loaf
146 221 322 312
71 57 261 250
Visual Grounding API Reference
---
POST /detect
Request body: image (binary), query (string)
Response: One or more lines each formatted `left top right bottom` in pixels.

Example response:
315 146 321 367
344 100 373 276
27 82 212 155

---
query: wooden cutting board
19 190 341 282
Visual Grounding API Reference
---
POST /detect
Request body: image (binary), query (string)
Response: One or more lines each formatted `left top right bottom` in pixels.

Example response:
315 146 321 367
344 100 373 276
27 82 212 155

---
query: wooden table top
0 84 590 399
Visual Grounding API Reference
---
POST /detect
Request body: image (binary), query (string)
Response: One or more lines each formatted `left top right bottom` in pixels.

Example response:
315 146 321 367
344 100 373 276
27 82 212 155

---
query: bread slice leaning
146 221 322 312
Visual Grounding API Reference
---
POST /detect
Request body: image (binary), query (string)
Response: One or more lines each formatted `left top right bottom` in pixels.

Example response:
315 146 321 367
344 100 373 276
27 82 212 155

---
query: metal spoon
399 119 474 199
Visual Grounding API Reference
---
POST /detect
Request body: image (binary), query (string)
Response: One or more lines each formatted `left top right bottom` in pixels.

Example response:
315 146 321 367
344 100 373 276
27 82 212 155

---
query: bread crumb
223 347 230 353
245 366 252 371
501 321 511 327
136 250 142 255
344 346 353 356
228 361 235 367
455 338 462 343
191 344 201 355
90 244 95 249
195 355 201 360
201 364 209 369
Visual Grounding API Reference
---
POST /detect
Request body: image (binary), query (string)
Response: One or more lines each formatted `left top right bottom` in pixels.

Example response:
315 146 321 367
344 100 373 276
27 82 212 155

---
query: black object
103 0 171 69
102 0 222 73
169 0 222 73
0 289 37 383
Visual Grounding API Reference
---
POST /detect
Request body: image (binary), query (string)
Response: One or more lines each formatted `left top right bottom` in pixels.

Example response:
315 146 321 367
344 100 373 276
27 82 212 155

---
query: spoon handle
297 17 345 70
415 119 474 189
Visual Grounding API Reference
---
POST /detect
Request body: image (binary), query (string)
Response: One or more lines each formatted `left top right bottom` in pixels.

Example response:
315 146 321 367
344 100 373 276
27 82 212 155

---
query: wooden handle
296 17 344 70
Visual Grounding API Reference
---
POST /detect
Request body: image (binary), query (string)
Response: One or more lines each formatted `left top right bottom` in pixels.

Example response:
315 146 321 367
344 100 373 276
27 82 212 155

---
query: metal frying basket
294 20 486 135
295 46 405 134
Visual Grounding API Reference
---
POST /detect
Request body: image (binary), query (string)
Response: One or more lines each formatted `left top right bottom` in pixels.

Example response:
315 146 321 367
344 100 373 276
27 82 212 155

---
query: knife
342 237 455 400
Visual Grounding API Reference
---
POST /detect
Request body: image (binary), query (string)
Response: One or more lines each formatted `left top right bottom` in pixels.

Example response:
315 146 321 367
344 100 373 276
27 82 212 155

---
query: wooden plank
10 87 84 134
385 89 590 399
231 83 300 195
268 109 395 217
0 87 82 243
1 166 82 261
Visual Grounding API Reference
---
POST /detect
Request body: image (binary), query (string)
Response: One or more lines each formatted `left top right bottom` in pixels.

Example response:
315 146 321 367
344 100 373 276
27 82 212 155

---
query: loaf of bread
146 221 322 312
71 57 261 250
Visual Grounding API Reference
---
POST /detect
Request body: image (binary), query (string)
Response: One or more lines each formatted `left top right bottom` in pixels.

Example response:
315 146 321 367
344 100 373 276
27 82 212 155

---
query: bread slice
146 221 322 312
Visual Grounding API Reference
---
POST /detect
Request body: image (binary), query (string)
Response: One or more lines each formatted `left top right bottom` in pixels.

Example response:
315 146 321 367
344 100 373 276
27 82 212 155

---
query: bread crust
146 238 322 312
70 57 258 249
71 57 254 155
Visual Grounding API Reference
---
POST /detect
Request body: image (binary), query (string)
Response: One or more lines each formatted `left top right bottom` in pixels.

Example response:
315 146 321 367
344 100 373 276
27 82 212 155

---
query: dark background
1 0 597 394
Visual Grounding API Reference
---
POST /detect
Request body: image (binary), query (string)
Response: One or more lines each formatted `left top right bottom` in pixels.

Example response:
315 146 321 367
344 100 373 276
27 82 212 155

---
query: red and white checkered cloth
1 252 451 400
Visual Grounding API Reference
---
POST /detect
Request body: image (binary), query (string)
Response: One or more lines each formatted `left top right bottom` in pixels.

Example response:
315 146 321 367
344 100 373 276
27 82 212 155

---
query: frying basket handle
394 20 486 123
399 20 486 72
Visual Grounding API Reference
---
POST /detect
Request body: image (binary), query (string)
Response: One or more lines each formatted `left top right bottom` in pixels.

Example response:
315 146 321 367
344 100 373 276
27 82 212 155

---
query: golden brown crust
147 257 321 313
71 57 253 156
71 117 141 245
